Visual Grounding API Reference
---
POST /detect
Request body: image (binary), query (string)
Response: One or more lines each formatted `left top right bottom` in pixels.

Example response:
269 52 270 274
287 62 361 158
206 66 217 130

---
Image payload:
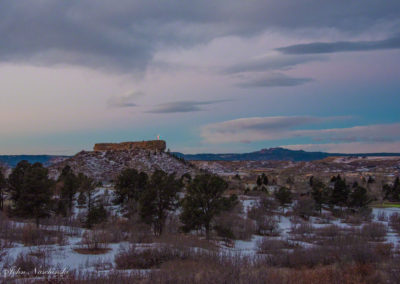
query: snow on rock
49 150 196 181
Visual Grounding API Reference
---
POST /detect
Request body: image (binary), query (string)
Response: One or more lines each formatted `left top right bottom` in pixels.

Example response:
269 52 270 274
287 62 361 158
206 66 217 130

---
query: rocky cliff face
49 149 195 182
94 140 166 152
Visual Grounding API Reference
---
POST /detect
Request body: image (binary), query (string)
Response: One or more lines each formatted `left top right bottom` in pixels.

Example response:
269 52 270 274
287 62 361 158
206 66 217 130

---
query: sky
0 0 400 155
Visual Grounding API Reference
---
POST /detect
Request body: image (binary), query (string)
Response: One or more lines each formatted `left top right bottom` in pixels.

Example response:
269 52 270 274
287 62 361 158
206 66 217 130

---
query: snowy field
1 189 400 281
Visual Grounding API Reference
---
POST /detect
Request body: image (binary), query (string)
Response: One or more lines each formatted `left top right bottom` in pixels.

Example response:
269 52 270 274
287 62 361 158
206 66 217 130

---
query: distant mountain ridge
0 155 69 167
173 147 400 161
2 147 400 167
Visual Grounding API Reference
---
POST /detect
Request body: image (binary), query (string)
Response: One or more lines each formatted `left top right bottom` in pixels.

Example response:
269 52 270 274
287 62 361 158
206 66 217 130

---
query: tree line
113 169 237 238
250 173 399 214
0 161 103 228
0 162 237 239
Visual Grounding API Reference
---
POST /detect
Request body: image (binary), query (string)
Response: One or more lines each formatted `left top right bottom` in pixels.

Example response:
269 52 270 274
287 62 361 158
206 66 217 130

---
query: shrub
376 211 387 221
115 245 192 269
21 224 64 246
77 229 110 253
214 224 235 240
13 252 47 273
389 213 400 233
257 238 295 254
13 253 37 273
290 222 314 236
360 222 387 241
292 197 316 220
343 207 373 225
257 215 279 236
214 211 255 241
259 197 279 213
266 246 336 268
247 204 265 220
248 203 279 236
315 224 342 239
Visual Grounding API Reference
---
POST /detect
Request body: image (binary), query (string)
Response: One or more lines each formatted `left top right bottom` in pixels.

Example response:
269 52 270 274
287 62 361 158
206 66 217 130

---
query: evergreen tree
79 174 96 212
114 169 148 205
261 173 268 186
311 179 329 213
383 177 400 201
394 177 400 188
367 176 375 184
180 174 236 239
0 169 6 210
8 160 30 206
85 203 108 228
309 176 314 187
348 186 370 208
330 176 349 206
274 186 292 208
8 162 52 227
55 199 68 217
181 173 192 183
256 176 262 187
383 184 393 200
394 177 400 201
330 175 339 183
58 165 79 212
139 170 182 236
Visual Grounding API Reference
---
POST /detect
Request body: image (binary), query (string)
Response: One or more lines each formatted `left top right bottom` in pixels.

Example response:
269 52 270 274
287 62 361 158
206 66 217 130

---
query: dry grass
73 248 111 255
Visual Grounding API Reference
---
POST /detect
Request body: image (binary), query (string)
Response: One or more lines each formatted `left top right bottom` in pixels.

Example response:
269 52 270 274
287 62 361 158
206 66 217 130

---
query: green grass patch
371 202 400 208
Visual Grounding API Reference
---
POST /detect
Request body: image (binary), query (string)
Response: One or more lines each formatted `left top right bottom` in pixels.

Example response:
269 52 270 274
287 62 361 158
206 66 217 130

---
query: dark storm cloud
277 35 400 54
1 0 400 72
148 100 227 113
236 73 313 88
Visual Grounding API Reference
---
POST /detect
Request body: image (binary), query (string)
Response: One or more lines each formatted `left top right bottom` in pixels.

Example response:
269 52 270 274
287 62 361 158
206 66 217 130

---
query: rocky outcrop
94 140 166 152
49 149 195 182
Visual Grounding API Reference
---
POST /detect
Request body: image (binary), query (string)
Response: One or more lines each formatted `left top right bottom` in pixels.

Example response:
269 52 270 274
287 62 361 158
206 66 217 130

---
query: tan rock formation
94 140 166 152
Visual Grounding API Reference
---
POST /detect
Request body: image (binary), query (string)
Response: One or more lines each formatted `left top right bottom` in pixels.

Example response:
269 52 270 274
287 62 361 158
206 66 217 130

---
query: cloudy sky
1 0 400 154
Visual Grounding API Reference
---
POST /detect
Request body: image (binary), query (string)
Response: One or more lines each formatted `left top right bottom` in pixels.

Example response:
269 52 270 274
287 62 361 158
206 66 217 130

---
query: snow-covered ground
1 189 400 280
227 200 400 256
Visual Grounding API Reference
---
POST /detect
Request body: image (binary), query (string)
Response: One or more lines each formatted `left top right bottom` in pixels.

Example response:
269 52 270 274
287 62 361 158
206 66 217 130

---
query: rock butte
93 140 166 152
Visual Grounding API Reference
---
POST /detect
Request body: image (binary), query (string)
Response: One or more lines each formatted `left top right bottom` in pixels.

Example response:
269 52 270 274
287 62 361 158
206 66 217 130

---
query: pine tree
58 165 79 212
261 173 268 186
330 176 349 206
394 177 400 201
85 203 108 228
256 176 262 187
139 170 182 236
180 173 236 240
8 162 52 227
114 169 148 205
383 177 400 201
0 169 6 210
311 179 329 213
274 186 292 208
348 186 370 208
79 174 96 212
8 160 30 206
367 176 375 184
